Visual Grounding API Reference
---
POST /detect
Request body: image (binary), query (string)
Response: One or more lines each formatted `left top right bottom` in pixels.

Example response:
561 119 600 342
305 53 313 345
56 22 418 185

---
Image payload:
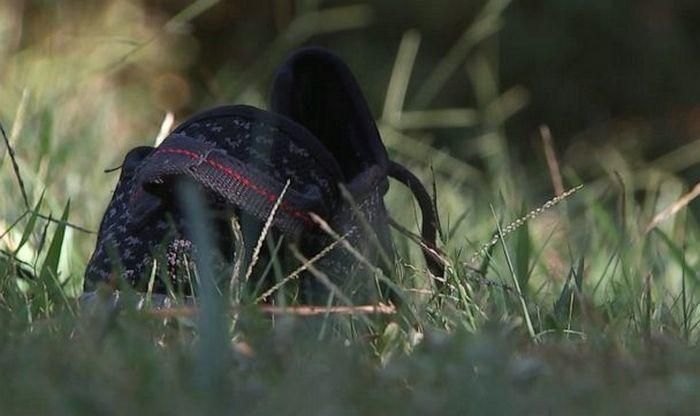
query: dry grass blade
308 212 412 292
388 217 451 281
148 303 396 319
307 213 412 308
279 213 420 319
1 120 30 210
244 180 290 282
309 213 377 272
468 184 583 265
0 88 28 162
540 125 565 197
289 245 357 310
228 215 245 289
645 182 700 234
337 186 394 270
145 260 158 308
154 112 175 146
255 234 348 302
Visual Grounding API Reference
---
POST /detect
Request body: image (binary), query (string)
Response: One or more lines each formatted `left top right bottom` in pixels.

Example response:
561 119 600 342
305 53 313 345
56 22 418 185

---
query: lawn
2 1 700 414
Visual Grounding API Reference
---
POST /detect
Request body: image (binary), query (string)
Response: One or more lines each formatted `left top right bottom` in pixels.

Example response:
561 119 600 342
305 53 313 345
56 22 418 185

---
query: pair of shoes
84 47 442 303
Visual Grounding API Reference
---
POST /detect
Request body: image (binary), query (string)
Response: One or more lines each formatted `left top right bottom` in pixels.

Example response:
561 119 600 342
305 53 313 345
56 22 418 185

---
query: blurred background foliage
7 0 700 153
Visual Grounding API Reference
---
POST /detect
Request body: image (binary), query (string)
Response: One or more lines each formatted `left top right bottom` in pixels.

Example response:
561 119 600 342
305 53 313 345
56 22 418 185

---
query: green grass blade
38 200 70 308
13 191 45 256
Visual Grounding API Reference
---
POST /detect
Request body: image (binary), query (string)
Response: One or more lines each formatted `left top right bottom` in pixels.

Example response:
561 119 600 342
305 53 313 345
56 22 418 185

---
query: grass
3 1 700 414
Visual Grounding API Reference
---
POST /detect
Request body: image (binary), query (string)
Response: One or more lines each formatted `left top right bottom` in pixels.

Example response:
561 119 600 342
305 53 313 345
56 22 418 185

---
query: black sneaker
84 49 442 303
84 105 343 296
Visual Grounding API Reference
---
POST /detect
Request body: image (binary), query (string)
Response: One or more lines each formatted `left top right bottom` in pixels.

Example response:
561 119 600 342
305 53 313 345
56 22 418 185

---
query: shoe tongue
270 48 389 181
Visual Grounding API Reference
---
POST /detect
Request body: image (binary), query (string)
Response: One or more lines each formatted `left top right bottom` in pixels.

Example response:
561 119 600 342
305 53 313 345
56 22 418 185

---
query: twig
148 303 396 319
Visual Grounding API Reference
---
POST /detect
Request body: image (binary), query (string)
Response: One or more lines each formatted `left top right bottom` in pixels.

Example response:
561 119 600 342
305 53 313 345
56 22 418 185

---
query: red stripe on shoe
155 147 313 225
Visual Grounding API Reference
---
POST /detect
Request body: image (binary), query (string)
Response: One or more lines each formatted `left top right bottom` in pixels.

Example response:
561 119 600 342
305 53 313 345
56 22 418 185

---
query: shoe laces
387 160 445 278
